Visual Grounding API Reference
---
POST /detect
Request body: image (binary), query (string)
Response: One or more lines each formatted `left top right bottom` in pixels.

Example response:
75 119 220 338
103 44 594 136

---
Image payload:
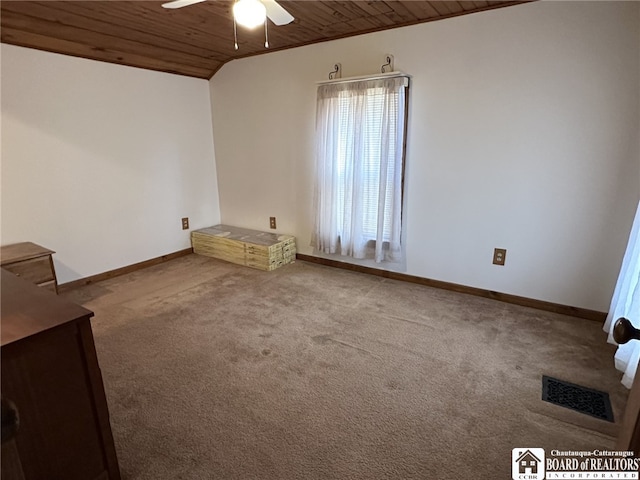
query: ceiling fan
162 0 294 28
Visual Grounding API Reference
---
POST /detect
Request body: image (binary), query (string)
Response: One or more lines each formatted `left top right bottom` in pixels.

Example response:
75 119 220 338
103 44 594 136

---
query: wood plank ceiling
1 1 528 79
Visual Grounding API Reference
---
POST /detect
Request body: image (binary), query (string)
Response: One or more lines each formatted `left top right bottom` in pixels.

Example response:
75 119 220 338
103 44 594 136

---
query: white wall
1 45 221 284
210 1 640 312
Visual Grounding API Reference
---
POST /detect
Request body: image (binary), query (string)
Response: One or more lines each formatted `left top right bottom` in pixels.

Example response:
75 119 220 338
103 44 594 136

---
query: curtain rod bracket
381 54 394 73
328 63 341 80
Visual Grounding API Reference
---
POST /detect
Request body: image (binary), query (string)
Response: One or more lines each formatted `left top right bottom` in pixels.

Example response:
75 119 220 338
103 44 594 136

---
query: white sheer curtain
604 201 640 388
313 76 407 263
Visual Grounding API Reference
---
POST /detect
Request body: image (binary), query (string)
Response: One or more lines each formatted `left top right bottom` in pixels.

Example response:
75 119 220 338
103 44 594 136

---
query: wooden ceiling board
0 1 530 79
398 1 436 20
1 8 215 69
382 2 420 23
23 1 229 60
2 26 215 77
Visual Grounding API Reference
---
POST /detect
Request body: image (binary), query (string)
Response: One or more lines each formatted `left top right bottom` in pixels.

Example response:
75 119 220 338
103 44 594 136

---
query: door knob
613 317 640 345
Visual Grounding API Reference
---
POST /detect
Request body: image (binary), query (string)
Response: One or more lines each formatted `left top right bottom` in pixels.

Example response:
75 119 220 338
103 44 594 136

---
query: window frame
313 73 410 263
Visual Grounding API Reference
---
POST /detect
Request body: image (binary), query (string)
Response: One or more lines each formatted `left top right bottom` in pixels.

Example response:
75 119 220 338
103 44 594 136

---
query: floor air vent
542 375 614 422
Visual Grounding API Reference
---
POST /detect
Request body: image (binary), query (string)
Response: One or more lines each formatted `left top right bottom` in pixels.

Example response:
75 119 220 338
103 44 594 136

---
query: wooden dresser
0 269 121 480
192 225 296 271
1 242 59 294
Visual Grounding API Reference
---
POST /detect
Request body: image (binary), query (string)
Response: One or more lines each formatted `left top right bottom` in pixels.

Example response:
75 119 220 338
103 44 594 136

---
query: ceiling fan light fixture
233 0 267 29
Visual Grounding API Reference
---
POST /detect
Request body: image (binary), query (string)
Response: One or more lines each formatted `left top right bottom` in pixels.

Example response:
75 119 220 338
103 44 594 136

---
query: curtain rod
316 71 410 86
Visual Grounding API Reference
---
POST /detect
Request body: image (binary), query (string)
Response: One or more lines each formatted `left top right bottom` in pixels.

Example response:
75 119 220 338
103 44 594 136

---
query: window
313 75 408 263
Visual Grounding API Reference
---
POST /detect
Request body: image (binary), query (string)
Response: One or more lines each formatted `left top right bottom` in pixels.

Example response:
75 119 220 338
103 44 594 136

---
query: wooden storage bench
191 225 296 271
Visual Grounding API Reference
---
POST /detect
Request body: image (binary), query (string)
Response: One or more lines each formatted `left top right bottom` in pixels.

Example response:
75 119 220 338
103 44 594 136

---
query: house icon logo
512 448 545 480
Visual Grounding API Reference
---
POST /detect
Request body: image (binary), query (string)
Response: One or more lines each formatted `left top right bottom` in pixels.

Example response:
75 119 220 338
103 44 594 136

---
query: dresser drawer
3 256 54 285
39 280 58 293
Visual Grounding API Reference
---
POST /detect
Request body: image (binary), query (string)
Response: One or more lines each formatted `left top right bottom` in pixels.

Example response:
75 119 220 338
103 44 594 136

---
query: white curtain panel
313 76 406 263
604 201 640 388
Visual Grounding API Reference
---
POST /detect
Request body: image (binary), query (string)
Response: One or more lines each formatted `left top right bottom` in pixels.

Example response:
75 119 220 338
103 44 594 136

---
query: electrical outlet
181 217 189 230
493 248 506 266
269 217 277 229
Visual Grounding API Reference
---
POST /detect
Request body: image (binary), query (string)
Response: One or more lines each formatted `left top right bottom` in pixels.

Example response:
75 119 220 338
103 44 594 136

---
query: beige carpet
63 254 629 480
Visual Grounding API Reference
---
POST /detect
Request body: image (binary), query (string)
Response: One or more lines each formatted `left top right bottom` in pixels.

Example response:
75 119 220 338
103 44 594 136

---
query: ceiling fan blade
262 0 294 26
162 0 206 9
